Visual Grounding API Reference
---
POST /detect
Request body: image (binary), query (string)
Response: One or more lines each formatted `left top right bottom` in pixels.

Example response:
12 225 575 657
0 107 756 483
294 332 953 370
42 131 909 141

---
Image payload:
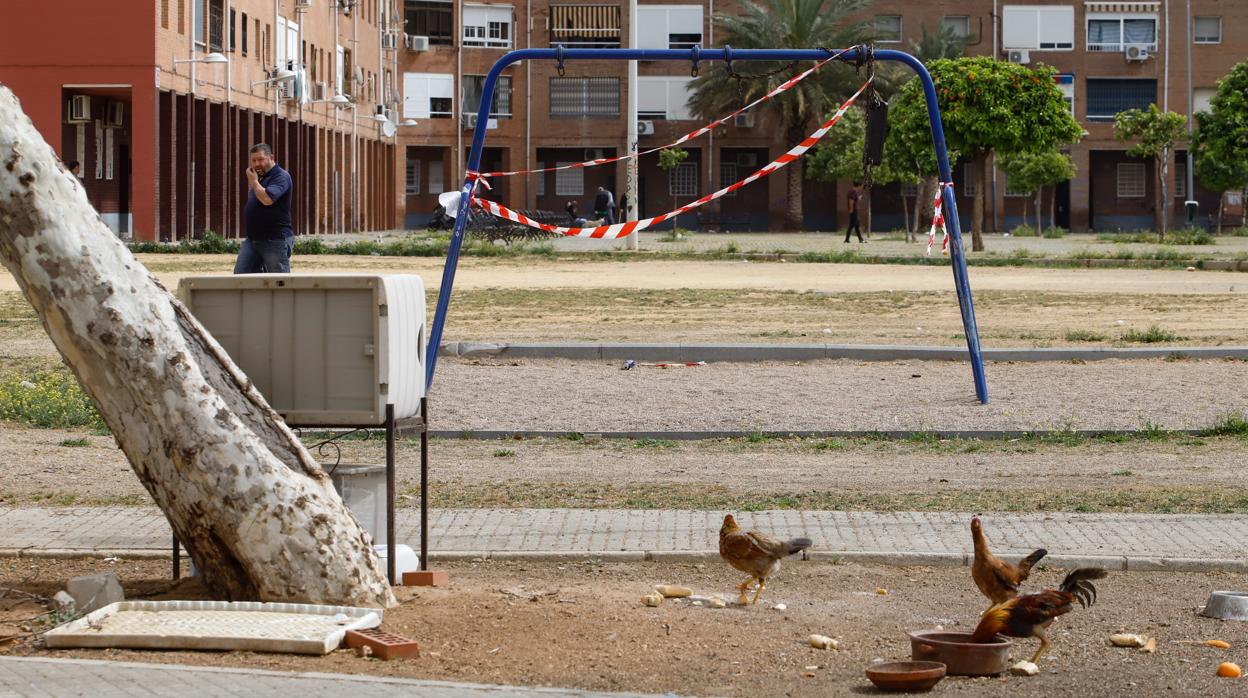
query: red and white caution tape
927 182 953 256
465 47 855 185
473 78 873 239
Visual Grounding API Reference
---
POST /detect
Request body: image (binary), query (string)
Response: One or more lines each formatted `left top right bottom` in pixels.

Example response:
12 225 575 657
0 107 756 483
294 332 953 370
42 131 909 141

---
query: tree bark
1217 191 1225 235
1034 189 1042 236
900 191 910 242
972 155 987 251
784 126 804 231
0 87 395 607
1157 153 1170 240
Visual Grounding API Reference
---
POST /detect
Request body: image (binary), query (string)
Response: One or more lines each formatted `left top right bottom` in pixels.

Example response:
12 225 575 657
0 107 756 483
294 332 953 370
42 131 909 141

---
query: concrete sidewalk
0 657 662 697
1 506 1245 572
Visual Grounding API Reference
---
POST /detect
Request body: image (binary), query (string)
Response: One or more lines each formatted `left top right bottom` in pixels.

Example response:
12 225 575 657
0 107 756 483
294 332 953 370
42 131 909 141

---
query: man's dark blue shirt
244 164 294 240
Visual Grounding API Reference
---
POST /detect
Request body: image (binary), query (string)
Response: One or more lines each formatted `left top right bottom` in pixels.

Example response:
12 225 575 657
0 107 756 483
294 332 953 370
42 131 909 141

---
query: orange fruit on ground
1216 662 1241 678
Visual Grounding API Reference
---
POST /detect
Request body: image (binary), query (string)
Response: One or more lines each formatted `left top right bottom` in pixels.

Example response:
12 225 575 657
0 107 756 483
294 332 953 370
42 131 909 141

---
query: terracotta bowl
865 661 947 692
909 630 1013 676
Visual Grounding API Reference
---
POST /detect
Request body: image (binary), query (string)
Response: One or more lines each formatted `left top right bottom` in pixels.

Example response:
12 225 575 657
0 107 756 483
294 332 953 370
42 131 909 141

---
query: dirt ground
2 558 1245 696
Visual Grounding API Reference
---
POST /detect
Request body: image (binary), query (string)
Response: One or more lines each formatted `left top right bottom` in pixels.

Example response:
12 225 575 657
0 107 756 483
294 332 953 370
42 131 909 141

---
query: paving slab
0 656 662 698
1 506 1244 572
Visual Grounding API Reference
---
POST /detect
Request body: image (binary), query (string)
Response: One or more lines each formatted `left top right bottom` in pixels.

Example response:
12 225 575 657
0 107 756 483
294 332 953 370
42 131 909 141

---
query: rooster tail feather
1018 548 1048 573
785 537 813 556
1059 568 1107 607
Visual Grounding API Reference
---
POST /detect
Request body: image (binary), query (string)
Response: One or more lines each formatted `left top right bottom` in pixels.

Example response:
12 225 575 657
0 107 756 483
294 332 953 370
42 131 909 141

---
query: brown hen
971 516 1047 606
971 567 1107 664
718 514 812 605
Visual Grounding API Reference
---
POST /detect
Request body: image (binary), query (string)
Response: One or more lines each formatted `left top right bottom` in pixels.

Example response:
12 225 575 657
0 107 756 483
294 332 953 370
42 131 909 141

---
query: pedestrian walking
234 143 295 274
844 181 864 243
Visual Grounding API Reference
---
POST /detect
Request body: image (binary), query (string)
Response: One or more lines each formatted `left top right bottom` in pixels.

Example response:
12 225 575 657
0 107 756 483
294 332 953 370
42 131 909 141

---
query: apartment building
0 0 400 241
397 0 1244 233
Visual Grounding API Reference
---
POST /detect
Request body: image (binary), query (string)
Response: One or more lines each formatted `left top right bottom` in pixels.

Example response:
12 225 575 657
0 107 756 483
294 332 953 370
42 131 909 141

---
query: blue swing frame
424 45 990 404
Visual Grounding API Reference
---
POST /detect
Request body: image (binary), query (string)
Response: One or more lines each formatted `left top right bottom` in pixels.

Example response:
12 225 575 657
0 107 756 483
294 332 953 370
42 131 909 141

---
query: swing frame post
425 45 989 405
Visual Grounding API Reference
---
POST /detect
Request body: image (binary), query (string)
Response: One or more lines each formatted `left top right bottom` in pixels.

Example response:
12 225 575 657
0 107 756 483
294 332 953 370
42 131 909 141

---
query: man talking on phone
234 143 295 274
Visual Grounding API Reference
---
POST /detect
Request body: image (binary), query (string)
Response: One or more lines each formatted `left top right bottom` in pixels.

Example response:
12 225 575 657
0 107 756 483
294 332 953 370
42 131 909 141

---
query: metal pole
625 0 639 250
423 47 989 404
1184 0 1196 225
172 534 181 580
420 396 429 571
385 403 396 585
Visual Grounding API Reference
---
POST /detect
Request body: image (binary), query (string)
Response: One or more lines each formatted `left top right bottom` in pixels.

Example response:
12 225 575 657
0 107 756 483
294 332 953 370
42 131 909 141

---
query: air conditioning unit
312 81 327 101
382 32 399 50
67 95 91 123
1007 49 1031 64
277 78 298 101
295 0 312 9
405 34 430 51
461 114 499 130
105 101 124 128
1125 44 1151 61
584 148 605 161
637 120 655 135
737 152 757 168
734 112 755 128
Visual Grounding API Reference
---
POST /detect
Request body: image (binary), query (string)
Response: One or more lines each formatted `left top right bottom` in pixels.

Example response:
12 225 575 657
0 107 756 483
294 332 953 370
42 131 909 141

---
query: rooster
971 516 1048 606
718 514 812 605
971 567 1107 664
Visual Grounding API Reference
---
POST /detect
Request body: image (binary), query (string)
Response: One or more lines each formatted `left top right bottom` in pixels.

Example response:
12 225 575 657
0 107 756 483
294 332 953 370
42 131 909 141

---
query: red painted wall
0 2 158 239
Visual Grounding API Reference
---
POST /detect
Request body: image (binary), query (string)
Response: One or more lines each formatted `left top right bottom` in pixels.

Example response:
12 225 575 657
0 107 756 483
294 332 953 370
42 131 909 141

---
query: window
403 72 455 118
276 17 299 70
961 163 978 198
463 5 511 48
1087 14 1157 52
405 0 454 45
1194 87 1215 114
428 160 444 195
229 9 236 52
941 15 970 38
241 13 248 55
555 163 583 196
1194 16 1221 44
254 19 261 62
637 5 702 50
549 5 620 47
343 48 353 96
638 76 694 120
1086 78 1156 121
208 0 224 52
549 77 619 118
669 162 697 197
1174 160 1186 199
536 168 546 196
874 15 901 43
1002 5 1074 50
1055 73 1075 116
193 0 205 46
719 162 738 197
162 0 169 29
1117 162 1145 198
464 75 513 117
406 158 421 195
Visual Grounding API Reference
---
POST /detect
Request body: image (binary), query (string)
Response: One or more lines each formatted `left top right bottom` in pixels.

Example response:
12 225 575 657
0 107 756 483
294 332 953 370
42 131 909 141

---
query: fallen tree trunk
0 86 394 607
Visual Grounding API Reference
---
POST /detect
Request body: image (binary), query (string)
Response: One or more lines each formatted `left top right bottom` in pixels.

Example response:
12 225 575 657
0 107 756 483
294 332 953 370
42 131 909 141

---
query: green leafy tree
1193 61 1248 233
806 107 919 238
687 0 870 230
887 57 1082 250
1114 104 1187 238
657 147 689 224
998 150 1076 234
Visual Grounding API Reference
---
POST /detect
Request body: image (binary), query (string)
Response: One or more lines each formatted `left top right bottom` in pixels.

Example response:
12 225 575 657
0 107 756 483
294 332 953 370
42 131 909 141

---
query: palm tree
686 0 870 230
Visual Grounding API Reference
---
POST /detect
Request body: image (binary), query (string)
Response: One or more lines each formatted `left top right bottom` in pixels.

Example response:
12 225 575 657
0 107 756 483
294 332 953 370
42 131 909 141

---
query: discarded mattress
43 600 382 655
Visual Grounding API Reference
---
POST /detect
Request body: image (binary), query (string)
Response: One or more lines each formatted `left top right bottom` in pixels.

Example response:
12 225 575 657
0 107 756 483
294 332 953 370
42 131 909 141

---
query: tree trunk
0 87 395 607
1157 154 1170 240
784 126 804 231
1217 191 1225 235
1035 188 1043 236
900 191 910 242
972 155 987 251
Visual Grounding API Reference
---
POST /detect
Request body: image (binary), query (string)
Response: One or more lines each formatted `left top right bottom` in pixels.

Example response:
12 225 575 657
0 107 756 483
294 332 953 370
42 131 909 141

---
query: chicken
718 514 812 605
971 567 1107 664
971 516 1048 606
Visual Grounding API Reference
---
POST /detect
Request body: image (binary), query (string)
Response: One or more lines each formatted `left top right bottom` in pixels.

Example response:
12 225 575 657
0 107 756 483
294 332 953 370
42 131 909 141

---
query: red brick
402 569 450 587
344 628 421 661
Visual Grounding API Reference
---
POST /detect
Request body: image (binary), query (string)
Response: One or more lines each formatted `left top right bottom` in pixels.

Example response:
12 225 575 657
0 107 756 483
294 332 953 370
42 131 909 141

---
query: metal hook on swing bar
555 44 567 77
722 44 734 76
690 44 701 78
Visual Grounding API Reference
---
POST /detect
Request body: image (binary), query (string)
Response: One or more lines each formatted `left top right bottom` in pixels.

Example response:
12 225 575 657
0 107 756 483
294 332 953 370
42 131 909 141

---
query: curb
439 342 1248 363
6 548 1244 573
414 428 1208 441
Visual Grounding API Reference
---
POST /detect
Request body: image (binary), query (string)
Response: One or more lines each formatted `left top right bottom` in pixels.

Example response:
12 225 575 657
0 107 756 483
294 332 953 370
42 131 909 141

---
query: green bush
1008 224 1037 238
1065 329 1107 342
1042 227 1067 239
1165 228 1214 245
1119 324 1183 343
0 371 105 429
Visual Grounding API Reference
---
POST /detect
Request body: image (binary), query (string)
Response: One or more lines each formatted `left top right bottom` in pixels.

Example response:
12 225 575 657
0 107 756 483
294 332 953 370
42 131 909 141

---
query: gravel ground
3 558 1246 697
431 357 1248 432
